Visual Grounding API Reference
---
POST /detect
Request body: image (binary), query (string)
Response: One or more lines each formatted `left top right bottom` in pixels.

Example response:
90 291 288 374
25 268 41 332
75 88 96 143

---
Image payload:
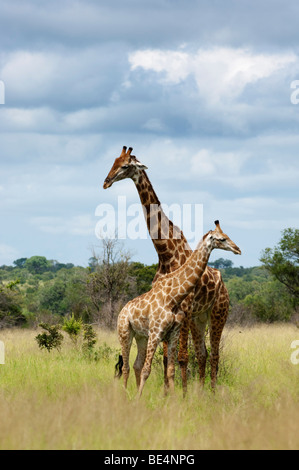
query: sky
0 0 299 268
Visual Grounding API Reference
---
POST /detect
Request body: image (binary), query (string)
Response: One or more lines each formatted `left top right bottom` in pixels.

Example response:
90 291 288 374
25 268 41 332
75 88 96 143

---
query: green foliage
36 320 99 356
39 278 68 315
5 279 21 290
224 264 295 323
226 277 258 304
35 319 112 364
261 227 299 302
25 256 51 275
128 262 158 295
0 279 26 328
35 323 64 352
243 279 294 322
209 258 233 269
13 258 27 269
1 230 298 329
82 324 97 353
93 342 117 362
62 268 91 320
62 313 83 344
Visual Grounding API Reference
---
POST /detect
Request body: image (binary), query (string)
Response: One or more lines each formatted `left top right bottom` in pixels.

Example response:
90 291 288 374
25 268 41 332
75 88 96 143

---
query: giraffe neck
164 237 212 306
133 170 161 207
132 171 190 268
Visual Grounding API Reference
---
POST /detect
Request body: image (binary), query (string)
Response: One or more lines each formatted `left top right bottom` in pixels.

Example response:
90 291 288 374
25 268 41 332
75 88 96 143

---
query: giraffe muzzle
233 245 242 255
103 177 112 189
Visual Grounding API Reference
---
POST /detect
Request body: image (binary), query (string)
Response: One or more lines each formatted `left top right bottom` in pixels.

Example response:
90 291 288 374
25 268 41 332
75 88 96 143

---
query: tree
0 280 26 328
39 278 66 314
260 228 299 302
86 239 133 329
62 268 92 321
226 277 258 304
209 258 233 269
242 279 294 322
25 256 51 275
88 257 98 271
49 260 74 272
128 262 157 295
13 258 27 269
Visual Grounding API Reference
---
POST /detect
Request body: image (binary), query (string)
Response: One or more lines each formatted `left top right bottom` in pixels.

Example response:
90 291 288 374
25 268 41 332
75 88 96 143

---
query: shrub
62 313 83 345
82 324 97 354
35 323 63 352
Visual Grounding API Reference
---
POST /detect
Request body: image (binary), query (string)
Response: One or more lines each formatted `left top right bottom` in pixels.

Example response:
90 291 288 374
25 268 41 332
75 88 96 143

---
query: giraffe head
205 220 241 255
103 146 148 189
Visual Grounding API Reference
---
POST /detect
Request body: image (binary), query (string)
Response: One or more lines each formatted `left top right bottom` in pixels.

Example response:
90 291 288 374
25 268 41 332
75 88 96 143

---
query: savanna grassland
0 324 298 450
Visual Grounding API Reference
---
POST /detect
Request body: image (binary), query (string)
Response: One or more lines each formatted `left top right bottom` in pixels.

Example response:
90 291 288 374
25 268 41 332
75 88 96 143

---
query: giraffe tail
114 354 123 378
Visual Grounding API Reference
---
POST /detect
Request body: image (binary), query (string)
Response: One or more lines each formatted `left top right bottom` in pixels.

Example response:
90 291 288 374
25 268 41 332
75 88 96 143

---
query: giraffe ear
130 156 148 170
135 161 148 170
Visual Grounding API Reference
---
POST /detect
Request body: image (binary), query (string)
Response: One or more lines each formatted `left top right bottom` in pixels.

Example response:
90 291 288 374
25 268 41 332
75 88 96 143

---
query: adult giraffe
116 220 241 397
103 146 233 392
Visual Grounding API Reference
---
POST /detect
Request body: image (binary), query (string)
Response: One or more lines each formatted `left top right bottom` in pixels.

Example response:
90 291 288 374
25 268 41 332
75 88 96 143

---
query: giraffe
103 146 234 391
104 146 192 392
115 220 241 397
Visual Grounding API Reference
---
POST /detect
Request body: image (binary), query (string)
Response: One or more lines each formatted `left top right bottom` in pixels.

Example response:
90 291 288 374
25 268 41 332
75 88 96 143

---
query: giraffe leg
165 307 187 395
190 313 208 387
117 313 134 389
177 311 190 396
209 325 222 391
163 341 169 394
133 336 147 388
209 285 229 390
139 331 165 398
121 336 134 389
166 323 182 394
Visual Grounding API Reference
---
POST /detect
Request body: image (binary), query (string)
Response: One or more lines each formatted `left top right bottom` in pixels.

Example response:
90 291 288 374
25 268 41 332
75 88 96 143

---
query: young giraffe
103 146 233 391
116 221 241 397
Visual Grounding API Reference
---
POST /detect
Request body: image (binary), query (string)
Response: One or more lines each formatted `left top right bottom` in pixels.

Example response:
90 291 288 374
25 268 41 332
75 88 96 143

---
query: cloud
31 215 95 236
2 0 299 54
1 46 128 111
0 0 298 270
205 195 299 231
129 46 297 106
223 158 299 191
2 51 55 99
142 118 168 133
190 148 249 178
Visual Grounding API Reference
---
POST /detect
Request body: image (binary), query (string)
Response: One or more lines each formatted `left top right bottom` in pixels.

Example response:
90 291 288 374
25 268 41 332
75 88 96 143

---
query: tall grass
0 325 298 450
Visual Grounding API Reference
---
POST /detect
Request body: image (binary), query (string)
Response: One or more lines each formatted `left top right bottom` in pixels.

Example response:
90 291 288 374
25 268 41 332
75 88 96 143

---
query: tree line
0 228 298 329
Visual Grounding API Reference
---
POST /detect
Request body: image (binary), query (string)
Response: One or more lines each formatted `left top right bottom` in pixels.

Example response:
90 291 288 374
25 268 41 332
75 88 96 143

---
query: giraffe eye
122 164 129 169
220 238 226 242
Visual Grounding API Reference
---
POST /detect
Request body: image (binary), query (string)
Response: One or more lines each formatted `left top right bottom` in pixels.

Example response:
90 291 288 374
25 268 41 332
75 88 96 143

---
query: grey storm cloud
1 0 299 136
0 0 299 267
1 0 299 50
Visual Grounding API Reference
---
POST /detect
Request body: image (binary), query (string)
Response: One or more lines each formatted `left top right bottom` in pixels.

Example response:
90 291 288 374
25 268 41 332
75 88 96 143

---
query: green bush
62 313 83 344
35 323 63 352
